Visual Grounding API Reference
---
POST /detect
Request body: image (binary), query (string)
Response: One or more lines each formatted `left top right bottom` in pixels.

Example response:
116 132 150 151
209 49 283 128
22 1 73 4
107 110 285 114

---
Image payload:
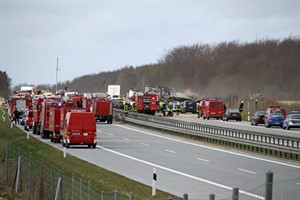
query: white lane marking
123 138 130 141
141 143 150 146
165 149 176 154
196 157 210 162
238 168 257 174
114 124 300 169
296 183 300 186
107 133 114 136
97 145 264 200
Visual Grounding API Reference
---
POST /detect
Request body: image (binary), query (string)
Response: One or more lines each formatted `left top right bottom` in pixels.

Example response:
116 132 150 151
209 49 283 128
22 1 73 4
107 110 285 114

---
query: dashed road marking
238 168 256 174
165 149 176 154
141 143 150 146
196 157 210 162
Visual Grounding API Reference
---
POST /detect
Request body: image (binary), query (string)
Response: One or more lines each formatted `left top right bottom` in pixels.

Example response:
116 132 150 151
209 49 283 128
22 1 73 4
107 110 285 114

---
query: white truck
107 85 121 99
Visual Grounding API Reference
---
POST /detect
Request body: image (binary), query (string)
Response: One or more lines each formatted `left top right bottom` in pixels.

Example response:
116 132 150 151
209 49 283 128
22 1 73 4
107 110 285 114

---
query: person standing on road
196 102 200 118
176 101 180 115
13 108 20 124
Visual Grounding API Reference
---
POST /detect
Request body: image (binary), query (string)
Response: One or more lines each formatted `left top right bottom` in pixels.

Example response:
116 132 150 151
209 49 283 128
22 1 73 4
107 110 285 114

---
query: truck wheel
92 144 96 148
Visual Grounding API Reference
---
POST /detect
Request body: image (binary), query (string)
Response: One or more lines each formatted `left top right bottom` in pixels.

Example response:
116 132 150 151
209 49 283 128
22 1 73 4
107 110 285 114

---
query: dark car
265 113 284 128
111 98 123 109
222 109 241 121
250 111 266 126
180 100 196 113
282 114 300 130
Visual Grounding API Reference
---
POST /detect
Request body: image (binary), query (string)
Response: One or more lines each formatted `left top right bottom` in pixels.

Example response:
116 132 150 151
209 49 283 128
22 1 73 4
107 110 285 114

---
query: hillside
34 37 300 101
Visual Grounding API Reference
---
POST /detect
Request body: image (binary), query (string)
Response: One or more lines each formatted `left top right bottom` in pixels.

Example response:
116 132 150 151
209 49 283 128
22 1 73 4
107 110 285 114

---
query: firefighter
167 102 173 117
160 101 166 116
124 103 129 115
122 96 126 109
132 102 136 112
196 102 200 118
176 101 180 115
239 101 244 112
13 108 20 124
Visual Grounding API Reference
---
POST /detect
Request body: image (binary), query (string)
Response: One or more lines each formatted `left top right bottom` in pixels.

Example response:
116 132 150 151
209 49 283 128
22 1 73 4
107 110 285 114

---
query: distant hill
35 37 300 101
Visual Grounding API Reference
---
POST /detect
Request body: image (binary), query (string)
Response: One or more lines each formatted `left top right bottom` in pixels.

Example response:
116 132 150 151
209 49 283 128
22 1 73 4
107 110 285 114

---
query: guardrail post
114 190 119 200
209 193 215 200
232 188 239 200
129 192 134 200
183 193 188 200
101 191 105 200
265 171 273 200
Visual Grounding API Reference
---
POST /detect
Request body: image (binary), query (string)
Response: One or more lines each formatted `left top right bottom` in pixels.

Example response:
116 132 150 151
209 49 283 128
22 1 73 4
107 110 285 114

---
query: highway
20 114 300 200
66 121 299 200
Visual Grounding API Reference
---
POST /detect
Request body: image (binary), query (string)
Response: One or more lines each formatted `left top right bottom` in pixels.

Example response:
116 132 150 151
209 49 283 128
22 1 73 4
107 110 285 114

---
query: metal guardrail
113 109 300 157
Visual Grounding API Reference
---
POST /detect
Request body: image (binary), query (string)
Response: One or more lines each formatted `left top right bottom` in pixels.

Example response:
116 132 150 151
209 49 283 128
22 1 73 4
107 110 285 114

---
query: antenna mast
55 57 61 94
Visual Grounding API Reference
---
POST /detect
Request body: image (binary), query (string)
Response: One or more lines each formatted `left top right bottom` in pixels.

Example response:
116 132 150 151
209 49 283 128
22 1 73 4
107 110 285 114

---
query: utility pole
55 57 61 94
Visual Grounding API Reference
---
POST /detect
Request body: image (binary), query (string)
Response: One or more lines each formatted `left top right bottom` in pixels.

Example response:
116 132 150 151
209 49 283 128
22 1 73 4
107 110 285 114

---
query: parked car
250 111 266 126
111 98 123 109
265 113 284 128
288 111 300 115
282 114 300 130
180 100 196 113
222 109 241 121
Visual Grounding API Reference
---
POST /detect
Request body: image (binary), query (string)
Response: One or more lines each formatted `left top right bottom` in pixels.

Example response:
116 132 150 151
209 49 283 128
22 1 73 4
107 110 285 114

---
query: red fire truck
8 92 32 122
32 97 44 134
143 93 159 115
49 106 62 143
40 98 62 139
90 98 113 124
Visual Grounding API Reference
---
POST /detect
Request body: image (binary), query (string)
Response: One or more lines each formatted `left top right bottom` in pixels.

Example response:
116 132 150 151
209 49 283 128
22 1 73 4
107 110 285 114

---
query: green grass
0 109 179 200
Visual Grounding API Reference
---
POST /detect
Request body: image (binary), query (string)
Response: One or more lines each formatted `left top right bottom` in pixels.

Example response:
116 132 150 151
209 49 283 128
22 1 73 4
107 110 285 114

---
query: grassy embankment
0 108 179 200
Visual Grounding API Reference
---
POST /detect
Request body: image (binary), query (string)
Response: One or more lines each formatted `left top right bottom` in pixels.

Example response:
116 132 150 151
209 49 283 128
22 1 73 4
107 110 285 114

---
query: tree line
0 71 11 99
10 37 300 101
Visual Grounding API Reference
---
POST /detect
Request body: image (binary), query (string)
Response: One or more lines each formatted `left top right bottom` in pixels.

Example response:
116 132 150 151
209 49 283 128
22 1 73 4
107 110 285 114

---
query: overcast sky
1 0 299 87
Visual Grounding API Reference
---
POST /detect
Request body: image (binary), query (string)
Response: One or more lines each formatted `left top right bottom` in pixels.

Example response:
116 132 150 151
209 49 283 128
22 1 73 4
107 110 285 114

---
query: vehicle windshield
228 109 239 112
270 114 283 118
291 114 300 119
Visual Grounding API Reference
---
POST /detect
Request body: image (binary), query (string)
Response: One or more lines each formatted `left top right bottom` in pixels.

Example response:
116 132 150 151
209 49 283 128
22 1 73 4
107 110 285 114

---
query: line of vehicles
250 106 300 130
7 86 114 148
7 85 299 149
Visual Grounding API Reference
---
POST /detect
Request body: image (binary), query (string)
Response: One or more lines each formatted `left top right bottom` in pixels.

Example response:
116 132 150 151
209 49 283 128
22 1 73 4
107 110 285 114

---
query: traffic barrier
114 109 300 160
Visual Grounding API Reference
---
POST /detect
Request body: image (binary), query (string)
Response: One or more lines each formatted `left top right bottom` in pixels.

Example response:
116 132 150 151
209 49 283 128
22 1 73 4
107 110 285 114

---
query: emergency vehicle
8 92 32 121
143 93 159 115
40 98 62 139
90 98 113 124
32 97 44 134
202 99 225 120
62 110 97 148
49 106 62 143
